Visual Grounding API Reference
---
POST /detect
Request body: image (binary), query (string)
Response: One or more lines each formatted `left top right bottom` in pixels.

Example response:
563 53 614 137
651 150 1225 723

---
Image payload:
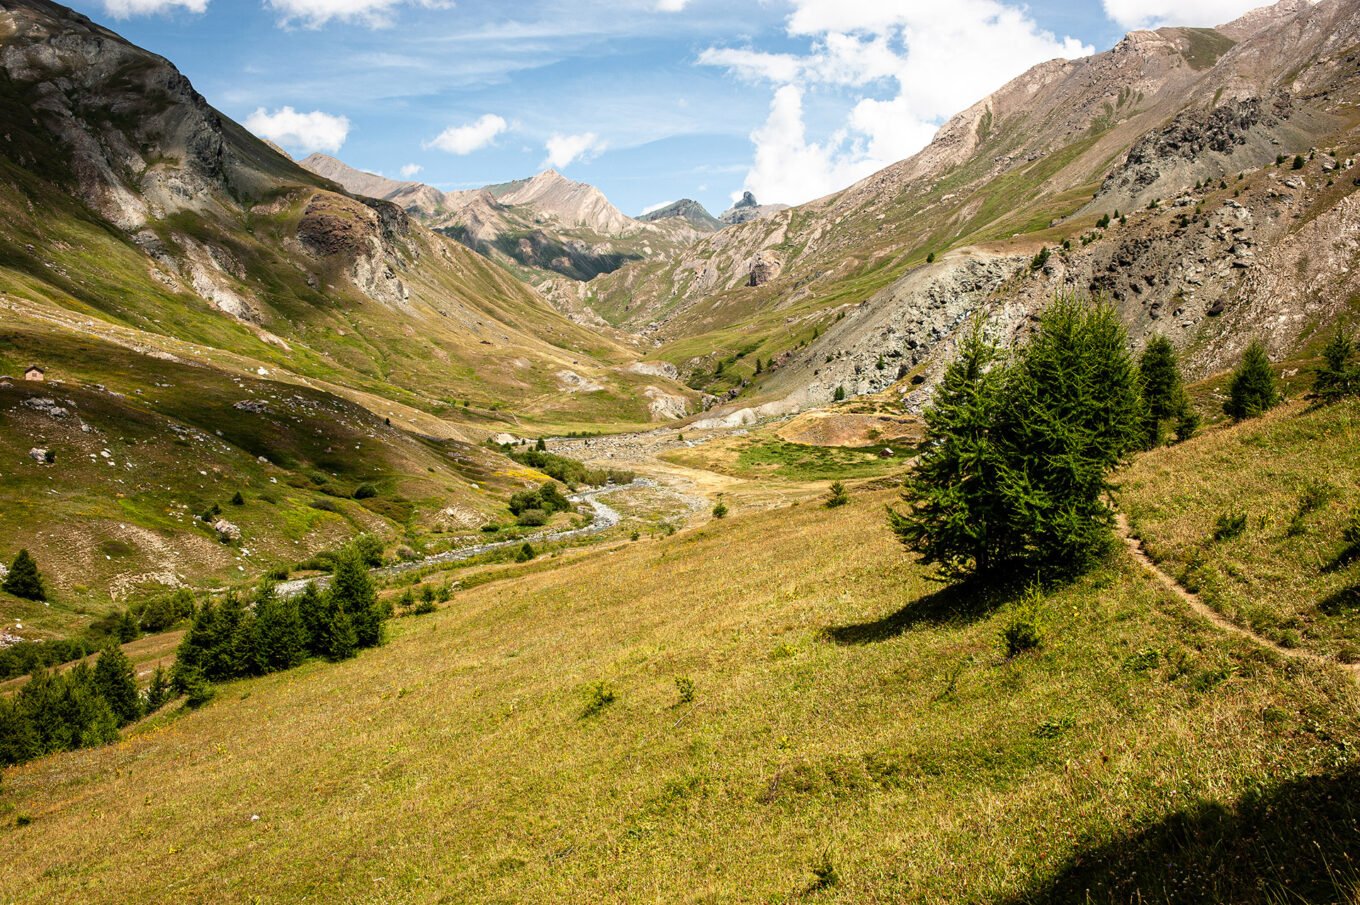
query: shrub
352 483 378 500
833 385 846 402
310 498 339 512
1030 246 1050 271
825 481 849 508
3 549 46 601
581 681 616 717
712 502 729 519
926 251 935 264
353 533 385 568
136 588 196 633
481 523 501 533
1213 510 1248 542
1224 340 1280 420
1001 606 1043 658
675 676 695 705
1292 154 1306 170
230 491 245 506
516 508 549 527
516 543 536 563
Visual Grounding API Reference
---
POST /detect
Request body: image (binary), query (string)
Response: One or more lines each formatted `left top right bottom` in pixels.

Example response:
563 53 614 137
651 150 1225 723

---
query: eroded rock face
747 251 782 287
297 192 411 308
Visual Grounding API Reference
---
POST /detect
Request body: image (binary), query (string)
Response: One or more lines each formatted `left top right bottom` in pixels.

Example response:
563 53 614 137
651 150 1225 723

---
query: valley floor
2 401 1359 902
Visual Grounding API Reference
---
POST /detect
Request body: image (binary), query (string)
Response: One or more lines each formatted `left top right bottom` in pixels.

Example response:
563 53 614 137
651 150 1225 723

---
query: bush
3 549 46 601
833 385 846 402
0 638 89 681
1225 340 1280 420
1001 601 1044 658
516 508 549 528
135 588 196 633
1029 246 1050 271
310 498 339 512
891 299 1144 579
675 676 695 705
712 502 729 519
1292 154 1306 170
353 533 384 567
1213 510 1248 541
509 481 572 518
581 681 616 718
353 483 378 500
516 543 536 563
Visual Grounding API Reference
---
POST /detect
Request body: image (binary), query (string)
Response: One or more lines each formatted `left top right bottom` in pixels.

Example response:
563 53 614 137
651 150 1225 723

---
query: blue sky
69 0 1269 217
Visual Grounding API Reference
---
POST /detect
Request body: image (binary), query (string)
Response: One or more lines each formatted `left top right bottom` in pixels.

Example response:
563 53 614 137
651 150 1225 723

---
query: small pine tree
3 549 46 601
712 502 729 519
92 645 140 726
1292 154 1306 170
926 251 936 264
1138 336 1194 448
143 665 172 713
230 491 245 506
833 385 846 402
825 481 849 509
116 610 139 643
1225 340 1280 420
535 437 547 452
253 584 306 672
1312 329 1358 403
516 542 536 562
330 547 382 649
311 591 358 661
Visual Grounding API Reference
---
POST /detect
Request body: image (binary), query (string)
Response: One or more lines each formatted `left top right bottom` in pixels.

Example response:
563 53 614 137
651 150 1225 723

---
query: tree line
891 298 1357 582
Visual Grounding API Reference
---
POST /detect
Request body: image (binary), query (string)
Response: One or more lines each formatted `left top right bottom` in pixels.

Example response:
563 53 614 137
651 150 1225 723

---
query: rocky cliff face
719 191 789 226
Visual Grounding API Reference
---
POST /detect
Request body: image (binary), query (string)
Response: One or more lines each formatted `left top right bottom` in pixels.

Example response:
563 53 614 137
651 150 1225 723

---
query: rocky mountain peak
719 191 789 226
637 199 722 232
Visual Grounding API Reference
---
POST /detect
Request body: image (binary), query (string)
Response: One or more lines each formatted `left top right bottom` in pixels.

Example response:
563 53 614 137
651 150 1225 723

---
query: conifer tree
1225 340 1280 420
93 644 140 725
310 591 358 661
143 665 172 713
1138 336 1195 447
330 547 382 648
998 298 1144 570
3 549 46 601
889 320 1010 577
253 584 306 672
1312 329 1358 403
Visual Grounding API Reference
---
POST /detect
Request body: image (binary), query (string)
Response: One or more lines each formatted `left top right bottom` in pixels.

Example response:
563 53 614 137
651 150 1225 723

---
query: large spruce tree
892 297 1145 580
330 546 383 649
253 584 306 672
889 320 1010 577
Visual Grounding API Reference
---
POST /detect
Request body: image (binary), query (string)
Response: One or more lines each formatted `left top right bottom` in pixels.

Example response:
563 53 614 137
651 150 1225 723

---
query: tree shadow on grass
1322 542 1359 574
1319 584 1360 616
822 578 1021 645
1000 765 1360 904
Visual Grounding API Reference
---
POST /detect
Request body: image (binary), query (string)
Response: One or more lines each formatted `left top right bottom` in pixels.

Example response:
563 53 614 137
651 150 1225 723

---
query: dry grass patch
0 491 1356 902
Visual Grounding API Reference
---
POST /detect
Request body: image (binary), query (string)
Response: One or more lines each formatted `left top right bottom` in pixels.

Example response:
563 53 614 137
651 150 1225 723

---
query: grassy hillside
2 432 1357 902
1122 398 1360 662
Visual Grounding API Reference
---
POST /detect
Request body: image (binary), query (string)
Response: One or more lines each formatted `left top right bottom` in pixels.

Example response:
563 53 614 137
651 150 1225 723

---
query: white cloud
1102 0 1265 29
102 0 207 17
265 0 449 28
543 132 607 169
656 0 689 10
702 0 1093 205
425 114 509 155
244 106 350 153
640 200 677 215
399 163 423 178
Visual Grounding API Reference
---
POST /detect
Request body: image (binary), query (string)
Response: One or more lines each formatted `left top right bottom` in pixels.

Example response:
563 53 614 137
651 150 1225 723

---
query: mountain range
2 0 1360 595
